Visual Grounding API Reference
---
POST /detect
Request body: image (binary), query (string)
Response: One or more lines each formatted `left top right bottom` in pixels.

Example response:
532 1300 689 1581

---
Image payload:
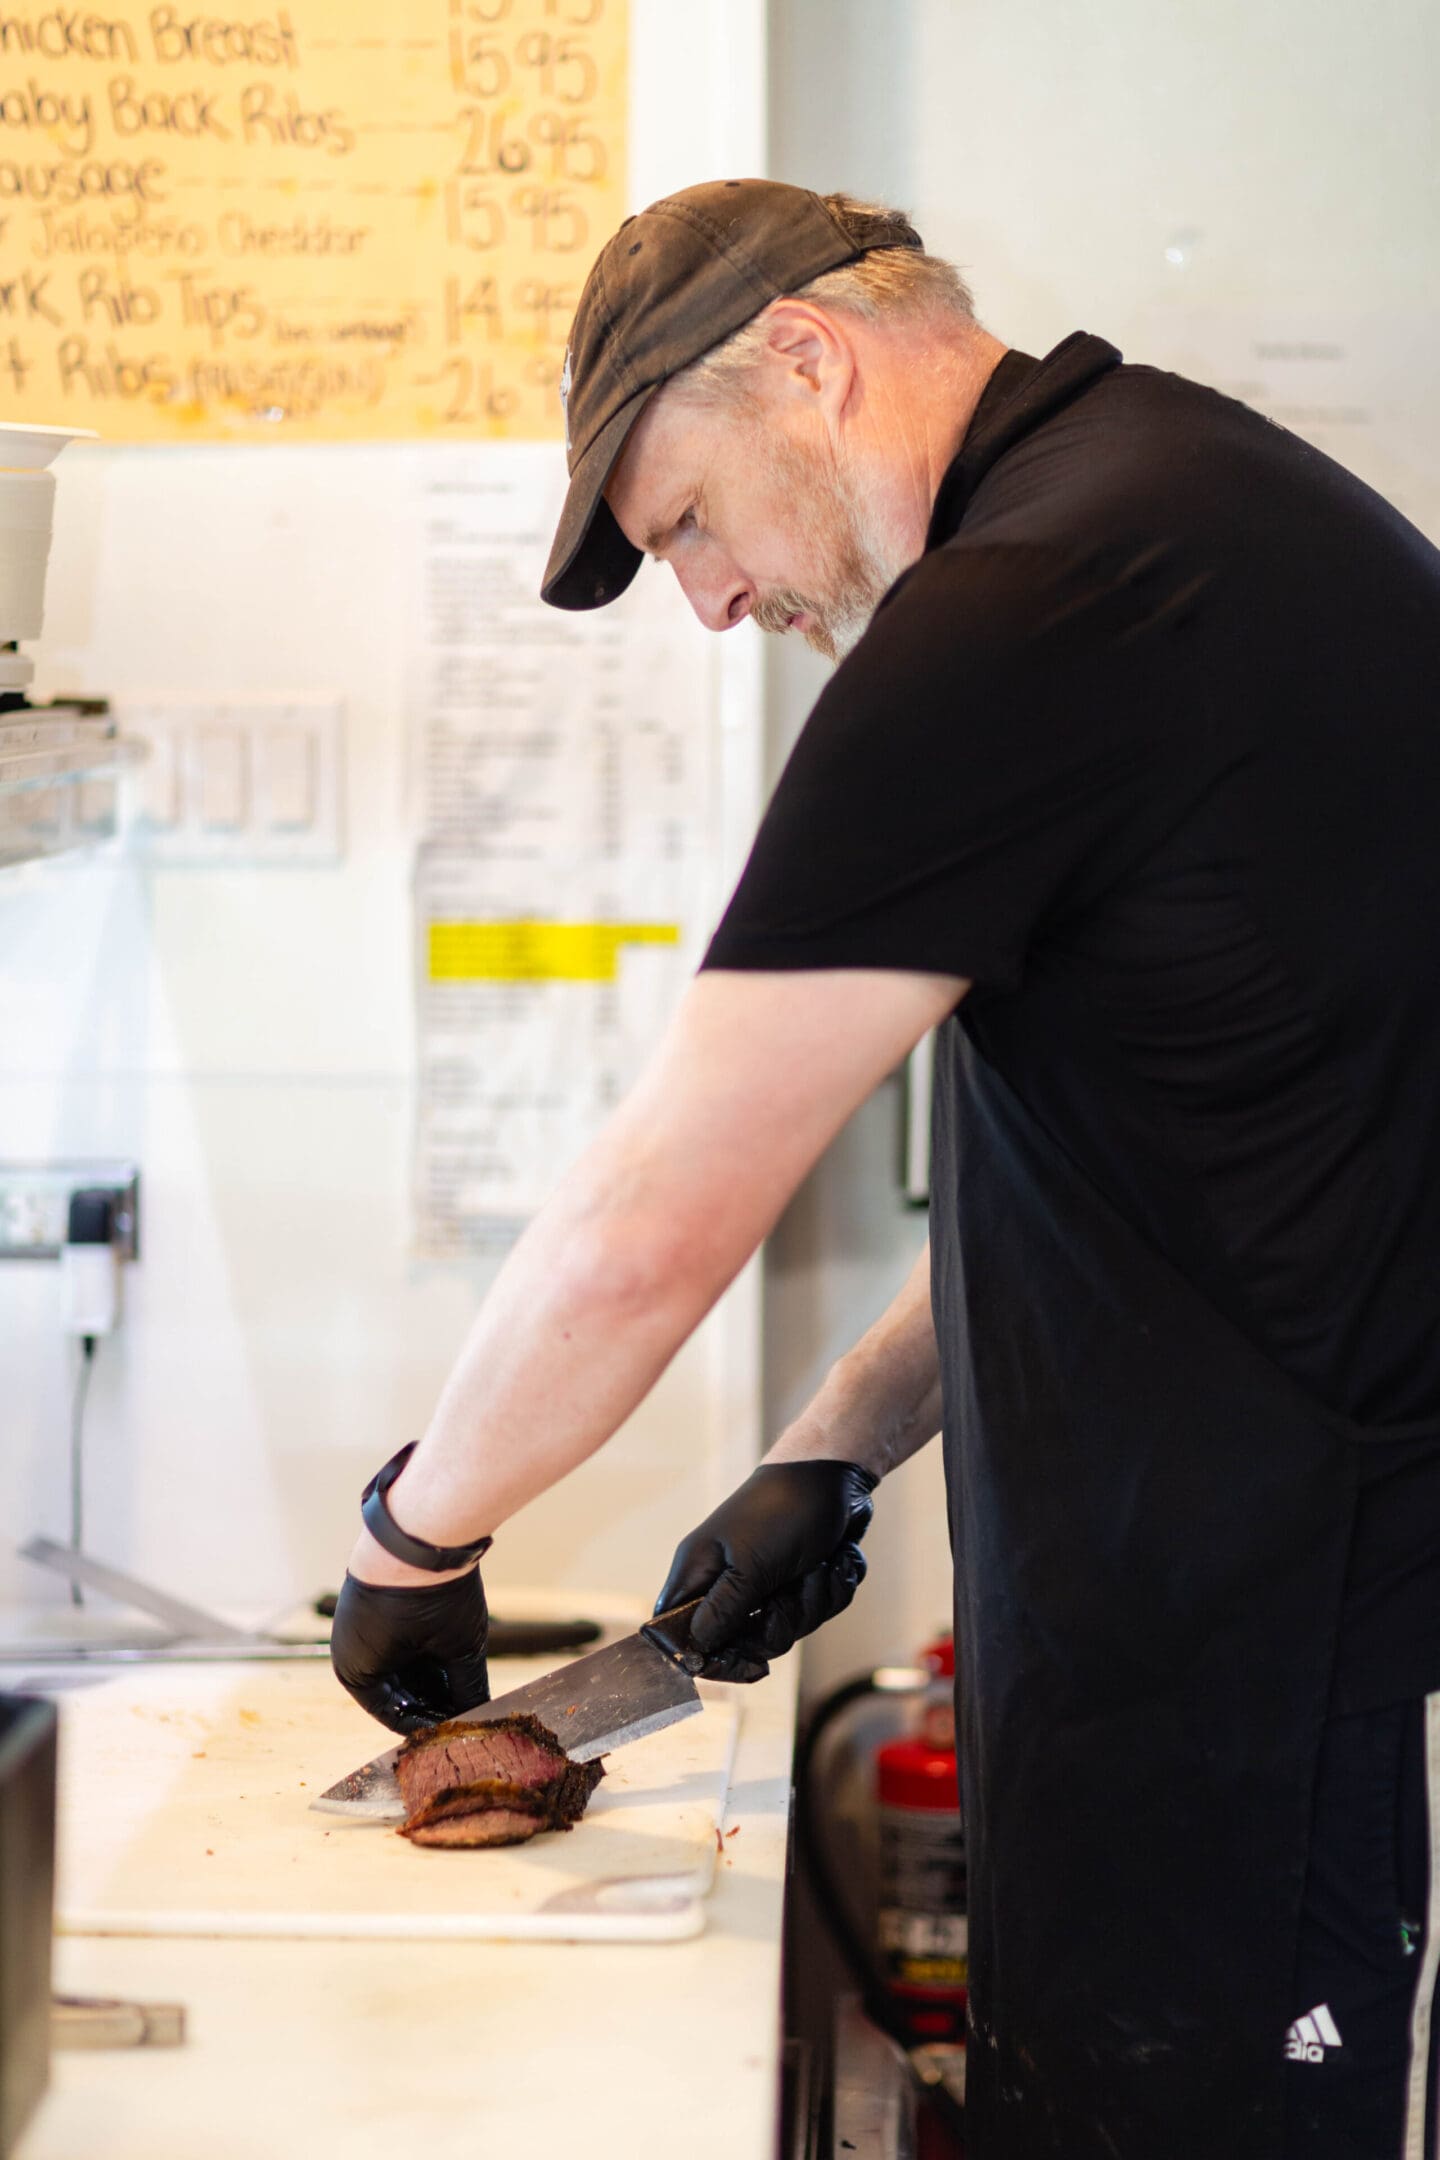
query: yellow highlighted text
428 921 681 984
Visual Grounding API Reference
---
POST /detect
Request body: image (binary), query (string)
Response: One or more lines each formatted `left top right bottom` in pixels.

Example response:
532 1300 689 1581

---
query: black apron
930 1001 1402 2159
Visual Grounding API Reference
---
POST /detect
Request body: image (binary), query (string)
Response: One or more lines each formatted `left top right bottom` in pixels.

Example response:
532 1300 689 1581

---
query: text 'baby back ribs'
395 1711 605 1849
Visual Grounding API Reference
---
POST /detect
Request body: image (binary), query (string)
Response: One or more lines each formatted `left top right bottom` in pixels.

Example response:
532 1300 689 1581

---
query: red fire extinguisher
875 1634 967 2045
796 1634 969 2151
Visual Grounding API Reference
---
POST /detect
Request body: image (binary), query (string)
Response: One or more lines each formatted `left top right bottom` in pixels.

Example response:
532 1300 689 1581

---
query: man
330 182 1440 2159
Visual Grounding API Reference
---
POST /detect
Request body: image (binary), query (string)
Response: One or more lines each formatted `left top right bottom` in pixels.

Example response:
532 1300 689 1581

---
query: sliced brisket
403 1809 544 1849
396 1711 581 1815
395 1713 604 1850
399 1779 551 1848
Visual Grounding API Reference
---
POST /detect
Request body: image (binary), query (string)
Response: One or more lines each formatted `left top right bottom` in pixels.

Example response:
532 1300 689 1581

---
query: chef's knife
311 1598 707 1823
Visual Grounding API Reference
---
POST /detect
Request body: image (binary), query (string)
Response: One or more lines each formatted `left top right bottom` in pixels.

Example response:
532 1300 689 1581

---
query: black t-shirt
703 332 1440 1713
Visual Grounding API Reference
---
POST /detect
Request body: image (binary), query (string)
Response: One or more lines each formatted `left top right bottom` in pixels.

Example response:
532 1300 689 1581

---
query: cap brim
541 387 657 610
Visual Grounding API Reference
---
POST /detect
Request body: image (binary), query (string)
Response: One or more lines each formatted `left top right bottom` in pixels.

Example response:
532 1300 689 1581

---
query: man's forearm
347 1124 738 1585
764 1240 942 1482
347 968 964 1586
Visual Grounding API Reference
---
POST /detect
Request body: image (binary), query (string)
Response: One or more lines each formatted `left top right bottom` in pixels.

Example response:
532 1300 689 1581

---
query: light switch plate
196 725 248 831
117 697 344 866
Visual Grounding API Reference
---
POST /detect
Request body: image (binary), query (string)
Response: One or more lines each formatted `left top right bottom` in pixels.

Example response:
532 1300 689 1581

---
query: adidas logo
1285 2004 1344 2064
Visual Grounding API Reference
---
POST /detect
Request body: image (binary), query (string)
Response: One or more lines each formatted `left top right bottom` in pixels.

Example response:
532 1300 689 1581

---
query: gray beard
749 458 909 663
825 584 884 662
752 534 901 662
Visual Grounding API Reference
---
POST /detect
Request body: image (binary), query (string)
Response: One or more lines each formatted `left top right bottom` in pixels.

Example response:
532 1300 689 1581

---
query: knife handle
640 1597 707 1675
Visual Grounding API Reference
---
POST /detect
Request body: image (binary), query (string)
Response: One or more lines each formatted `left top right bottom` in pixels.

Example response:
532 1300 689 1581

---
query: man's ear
754 299 856 428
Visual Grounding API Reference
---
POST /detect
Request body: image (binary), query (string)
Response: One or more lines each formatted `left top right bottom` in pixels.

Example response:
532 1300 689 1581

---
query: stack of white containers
0 424 144 869
0 424 92 690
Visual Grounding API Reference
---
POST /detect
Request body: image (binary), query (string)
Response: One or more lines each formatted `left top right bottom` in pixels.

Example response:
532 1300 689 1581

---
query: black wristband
359 1443 494 1573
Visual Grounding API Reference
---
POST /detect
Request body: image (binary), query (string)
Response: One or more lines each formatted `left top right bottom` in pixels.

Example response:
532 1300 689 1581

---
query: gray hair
671 192 975 411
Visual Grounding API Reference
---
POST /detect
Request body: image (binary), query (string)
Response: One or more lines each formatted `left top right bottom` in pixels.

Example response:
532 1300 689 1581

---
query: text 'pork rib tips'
395 1712 605 1849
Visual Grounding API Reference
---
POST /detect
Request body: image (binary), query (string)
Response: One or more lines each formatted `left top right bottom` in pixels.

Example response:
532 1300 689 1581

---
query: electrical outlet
0 1162 140 1262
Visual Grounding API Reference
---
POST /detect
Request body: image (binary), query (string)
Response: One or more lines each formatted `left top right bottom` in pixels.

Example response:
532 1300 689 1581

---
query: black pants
1285 1695 1440 2159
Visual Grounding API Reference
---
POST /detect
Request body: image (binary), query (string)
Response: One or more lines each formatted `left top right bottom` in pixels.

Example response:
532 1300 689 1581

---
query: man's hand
654 1460 879 1683
653 1238 945 1682
329 1567 491 1736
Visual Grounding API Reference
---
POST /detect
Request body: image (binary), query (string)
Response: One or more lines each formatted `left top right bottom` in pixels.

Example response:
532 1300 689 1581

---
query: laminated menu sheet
408 444 720 1253
0 0 626 441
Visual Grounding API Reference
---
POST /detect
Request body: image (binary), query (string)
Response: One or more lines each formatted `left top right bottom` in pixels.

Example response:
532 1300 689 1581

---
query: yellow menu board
0 0 626 440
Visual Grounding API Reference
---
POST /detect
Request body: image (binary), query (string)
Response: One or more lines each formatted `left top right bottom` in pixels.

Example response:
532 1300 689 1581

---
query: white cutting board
55 1658 740 1944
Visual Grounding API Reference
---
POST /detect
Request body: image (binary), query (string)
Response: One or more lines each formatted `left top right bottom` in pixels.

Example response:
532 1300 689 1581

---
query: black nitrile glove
330 1567 490 1735
655 1460 879 1684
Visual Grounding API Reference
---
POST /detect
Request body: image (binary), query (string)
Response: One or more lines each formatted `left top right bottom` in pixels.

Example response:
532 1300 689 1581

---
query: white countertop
15 1632 799 2160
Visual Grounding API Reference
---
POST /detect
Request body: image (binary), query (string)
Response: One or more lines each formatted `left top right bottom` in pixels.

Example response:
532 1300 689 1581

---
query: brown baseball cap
540 179 923 611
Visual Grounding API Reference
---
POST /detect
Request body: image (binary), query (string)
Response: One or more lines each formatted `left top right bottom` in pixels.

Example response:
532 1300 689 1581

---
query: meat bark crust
395 1712 605 1850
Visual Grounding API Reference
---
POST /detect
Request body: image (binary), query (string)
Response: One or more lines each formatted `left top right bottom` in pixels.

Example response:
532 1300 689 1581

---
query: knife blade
311 1598 707 1822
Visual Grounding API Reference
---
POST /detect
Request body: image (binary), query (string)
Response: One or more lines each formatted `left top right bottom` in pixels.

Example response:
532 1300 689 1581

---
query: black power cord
795 1672 969 2147
67 1335 97 1609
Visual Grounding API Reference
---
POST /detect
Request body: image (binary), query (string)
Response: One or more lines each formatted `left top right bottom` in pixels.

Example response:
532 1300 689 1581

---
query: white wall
766 0 1440 1699
0 0 767 1624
